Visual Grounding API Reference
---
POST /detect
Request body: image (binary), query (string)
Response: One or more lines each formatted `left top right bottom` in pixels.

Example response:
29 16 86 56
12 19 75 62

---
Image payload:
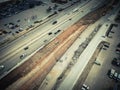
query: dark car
112 58 120 67
57 30 61 32
52 21 57 25
117 43 120 47
48 32 52 35
58 8 63 11
116 48 120 54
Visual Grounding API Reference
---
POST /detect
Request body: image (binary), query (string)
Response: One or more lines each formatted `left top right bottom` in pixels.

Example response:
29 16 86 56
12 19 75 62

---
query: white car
117 74 120 81
0 65 5 70
20 53 27 59
72 8 79 12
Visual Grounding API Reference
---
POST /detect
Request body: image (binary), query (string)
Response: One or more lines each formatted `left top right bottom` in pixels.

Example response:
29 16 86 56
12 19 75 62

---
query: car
24 46 29 50
20 53 27 59
17 19 20 22
34 21 40 24
116 49 120 54
102 47 107 50
54 31 58 35
52 21 57 25
81 84 89 90
57 30 61 32
58 8 63 11
16 31 19 33
72 8 79 12
108 35 112 38
54 30 61 35
108 69 115 78
19 28 23 31
113 72 118 80
112 58 120 67
117 74 120 81
44 40 47 43
102 36 105 38
94 60 101 65
117 43 120 47
0 65 4 71
104 44 109 48
48 32 52 35
110 31 114 33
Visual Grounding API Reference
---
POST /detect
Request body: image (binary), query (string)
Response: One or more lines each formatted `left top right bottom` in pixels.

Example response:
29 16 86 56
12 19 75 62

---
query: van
108 69 115 78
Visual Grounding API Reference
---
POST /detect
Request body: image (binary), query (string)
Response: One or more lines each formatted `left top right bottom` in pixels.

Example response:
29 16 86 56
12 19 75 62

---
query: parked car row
108 68 120 81
5 22 19 29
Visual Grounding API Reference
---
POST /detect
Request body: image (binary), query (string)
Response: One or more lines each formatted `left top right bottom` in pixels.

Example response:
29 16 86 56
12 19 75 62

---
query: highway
0 0 92 78
0 0 108 79
0 0 91 61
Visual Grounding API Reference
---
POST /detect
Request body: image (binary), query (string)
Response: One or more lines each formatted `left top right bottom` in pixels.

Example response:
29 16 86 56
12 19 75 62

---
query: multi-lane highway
0 0 93 78
0 0 91 61
0 0 108 80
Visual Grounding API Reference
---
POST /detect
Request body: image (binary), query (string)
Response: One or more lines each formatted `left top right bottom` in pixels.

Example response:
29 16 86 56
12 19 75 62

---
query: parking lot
83 22 120 90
